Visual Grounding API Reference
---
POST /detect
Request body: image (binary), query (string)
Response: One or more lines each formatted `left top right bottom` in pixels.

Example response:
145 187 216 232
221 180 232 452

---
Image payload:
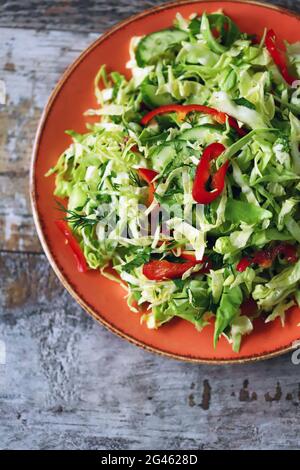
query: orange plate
31 1 300 363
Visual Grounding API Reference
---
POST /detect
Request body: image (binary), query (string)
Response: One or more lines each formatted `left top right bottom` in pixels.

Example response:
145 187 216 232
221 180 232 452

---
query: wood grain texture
1 254 300 450
0 0 299 32
0 27 98 251
1 0 300 451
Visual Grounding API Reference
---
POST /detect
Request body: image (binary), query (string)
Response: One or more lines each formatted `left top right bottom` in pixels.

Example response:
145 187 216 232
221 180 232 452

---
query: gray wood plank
0 27 98 252
1 251 300 450
0 0 299 32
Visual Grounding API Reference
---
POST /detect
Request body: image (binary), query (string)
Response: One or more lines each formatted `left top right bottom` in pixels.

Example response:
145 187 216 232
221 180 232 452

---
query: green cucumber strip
180 124 224 141
136 29 188 66
141 82 175 108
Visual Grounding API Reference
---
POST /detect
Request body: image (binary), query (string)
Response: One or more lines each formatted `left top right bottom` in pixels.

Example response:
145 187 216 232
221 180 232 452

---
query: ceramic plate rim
30 0 300 364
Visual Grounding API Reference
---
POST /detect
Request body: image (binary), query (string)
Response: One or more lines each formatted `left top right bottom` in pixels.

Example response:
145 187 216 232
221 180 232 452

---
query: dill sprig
129 170 142 187
65 209 99 231
55 200 99 231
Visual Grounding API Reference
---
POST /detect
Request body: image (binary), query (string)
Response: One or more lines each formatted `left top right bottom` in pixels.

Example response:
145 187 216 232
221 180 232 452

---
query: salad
47 11 300 352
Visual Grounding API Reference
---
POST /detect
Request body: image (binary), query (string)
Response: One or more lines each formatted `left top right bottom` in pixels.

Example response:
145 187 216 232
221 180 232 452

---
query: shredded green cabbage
47 11 300 352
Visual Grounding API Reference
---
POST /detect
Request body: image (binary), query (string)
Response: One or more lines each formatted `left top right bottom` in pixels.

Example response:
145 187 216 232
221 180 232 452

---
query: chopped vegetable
237 243 298 272
192 143 228 204
265 29 296 85
48 11 300 352
143 257 210 281
141 104 246 135
55 220 88 273
136 29 189 66
138 167 159 205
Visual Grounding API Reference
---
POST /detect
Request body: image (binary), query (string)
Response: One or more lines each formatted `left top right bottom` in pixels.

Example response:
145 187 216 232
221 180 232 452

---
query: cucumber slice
180 125 224 141
136 29 189 66
139 129 169 145
200 13 226 54
150 144 176 173
141 82 175 108
150 140 195 173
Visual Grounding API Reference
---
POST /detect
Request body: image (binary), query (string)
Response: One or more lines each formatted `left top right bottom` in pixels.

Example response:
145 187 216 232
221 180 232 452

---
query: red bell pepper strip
180 253 212 273
55 219 88 273
180 251 201 262
140 104 246 136
143 257 210 281
192 143 228 204
265 29 296 86
237 243 298 273
236 258 252 272
143 259 196 280
138 168 159 206
138 168 158 184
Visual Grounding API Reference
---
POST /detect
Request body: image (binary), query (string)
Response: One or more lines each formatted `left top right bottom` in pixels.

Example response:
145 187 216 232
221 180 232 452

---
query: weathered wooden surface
0 0 299 32
1 0 300 450
0 27 99 252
